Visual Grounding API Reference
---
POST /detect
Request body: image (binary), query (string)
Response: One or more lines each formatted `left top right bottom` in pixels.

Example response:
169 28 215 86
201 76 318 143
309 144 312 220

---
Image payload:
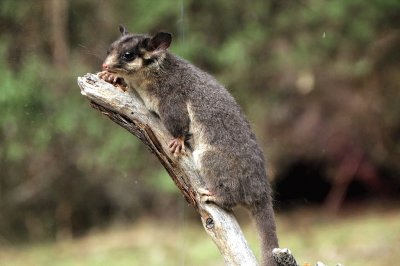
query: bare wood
77 73 258 265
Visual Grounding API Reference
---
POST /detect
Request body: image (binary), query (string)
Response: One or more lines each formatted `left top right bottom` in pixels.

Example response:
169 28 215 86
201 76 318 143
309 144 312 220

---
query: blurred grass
0 206 399 266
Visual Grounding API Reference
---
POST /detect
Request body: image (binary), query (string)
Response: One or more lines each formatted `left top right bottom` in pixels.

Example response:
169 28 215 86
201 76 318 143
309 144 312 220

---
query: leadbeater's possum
99 26 279 266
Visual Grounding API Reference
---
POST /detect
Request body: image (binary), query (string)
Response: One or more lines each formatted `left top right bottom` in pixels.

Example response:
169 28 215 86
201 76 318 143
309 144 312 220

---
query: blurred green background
1 0 399 265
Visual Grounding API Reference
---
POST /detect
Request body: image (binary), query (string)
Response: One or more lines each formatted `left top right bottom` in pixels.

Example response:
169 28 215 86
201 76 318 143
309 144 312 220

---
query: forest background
0 0 399 265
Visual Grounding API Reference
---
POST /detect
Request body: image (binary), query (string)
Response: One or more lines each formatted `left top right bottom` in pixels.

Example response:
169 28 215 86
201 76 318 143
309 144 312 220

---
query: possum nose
102 63 109 70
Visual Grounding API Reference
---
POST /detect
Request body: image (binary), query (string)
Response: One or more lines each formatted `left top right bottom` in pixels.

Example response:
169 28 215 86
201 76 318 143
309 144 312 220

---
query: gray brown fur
100 27 279 266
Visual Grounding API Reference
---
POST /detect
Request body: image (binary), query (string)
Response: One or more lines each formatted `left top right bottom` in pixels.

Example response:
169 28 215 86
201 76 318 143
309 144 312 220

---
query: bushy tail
251 198 279 266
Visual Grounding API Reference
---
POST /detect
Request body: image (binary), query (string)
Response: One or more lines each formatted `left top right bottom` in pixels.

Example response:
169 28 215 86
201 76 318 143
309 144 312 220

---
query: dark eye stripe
121 51 136 61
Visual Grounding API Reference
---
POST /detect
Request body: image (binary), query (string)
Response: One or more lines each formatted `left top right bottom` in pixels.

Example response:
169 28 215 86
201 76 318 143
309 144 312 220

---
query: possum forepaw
98 71 127 91
168 137 186 156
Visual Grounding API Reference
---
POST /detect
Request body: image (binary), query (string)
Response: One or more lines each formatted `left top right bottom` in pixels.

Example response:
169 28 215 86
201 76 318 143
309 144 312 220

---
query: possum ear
148 32 172 52
119 25 128 35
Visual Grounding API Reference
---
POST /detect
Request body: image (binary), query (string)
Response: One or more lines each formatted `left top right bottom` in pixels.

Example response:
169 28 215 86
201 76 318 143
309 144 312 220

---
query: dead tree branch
77 73 258 265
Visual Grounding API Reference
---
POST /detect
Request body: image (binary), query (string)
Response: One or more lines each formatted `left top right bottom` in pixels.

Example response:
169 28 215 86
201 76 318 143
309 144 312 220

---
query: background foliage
0 0 399 243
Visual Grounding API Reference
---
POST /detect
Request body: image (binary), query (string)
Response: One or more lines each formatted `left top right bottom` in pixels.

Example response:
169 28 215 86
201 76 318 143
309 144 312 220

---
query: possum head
102 26 172 74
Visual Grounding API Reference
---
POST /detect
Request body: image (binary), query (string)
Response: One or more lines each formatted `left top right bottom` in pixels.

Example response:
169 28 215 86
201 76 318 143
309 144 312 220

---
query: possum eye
121 51 136 62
